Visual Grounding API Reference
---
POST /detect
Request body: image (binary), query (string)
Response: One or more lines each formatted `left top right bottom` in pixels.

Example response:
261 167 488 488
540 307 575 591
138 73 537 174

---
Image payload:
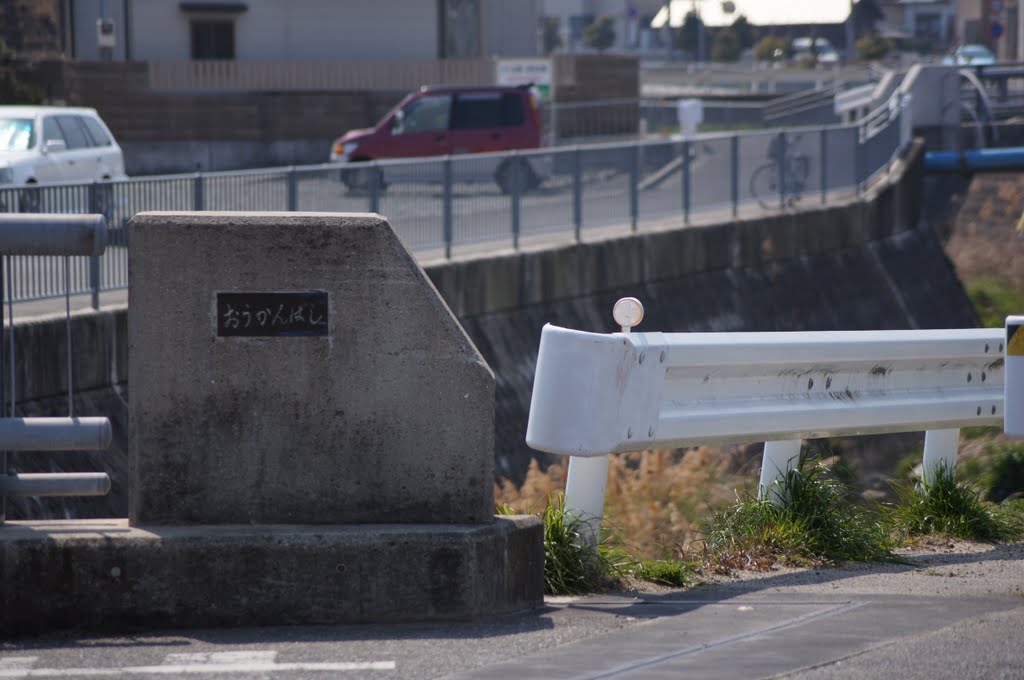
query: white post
758 439 802 503
922 428 960 486
561 296 645 545
564 454 610 545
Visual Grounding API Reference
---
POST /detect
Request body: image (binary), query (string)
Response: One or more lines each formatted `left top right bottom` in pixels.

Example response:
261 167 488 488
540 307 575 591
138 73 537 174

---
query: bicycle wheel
749 164 778 210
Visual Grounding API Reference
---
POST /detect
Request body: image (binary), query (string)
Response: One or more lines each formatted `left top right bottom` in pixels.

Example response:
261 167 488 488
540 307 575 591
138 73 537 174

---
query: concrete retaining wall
6 139 980 514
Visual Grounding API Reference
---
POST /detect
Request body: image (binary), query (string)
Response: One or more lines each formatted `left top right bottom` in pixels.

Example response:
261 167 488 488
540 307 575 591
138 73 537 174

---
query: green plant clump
980 442 1024 503
968 276 1021 328
537 493 623 595
634 559 697 587
889 465 1020 541
699 454 896 570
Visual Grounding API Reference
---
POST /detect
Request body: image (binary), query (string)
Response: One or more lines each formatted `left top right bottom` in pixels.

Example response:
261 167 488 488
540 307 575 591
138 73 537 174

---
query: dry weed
495 448 748 559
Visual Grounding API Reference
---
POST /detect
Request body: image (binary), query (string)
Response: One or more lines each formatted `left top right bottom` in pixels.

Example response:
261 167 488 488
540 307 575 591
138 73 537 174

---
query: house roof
651 0 852 28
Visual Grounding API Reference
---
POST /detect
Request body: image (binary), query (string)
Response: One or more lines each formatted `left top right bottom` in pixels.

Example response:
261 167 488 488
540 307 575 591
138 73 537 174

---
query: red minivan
329 84 547 194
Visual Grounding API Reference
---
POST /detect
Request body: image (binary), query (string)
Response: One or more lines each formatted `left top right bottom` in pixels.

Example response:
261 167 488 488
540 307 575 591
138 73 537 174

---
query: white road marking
0 652 396 677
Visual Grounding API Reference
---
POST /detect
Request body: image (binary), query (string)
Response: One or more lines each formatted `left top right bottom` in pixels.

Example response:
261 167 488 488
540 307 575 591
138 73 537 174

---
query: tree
540 16 562 55
0 40 42 105
711 28 742 62
582 15 616 53
731 15 756 50
851 0 884 38
673 11 702 56
856 34 890 61
754 36 790 62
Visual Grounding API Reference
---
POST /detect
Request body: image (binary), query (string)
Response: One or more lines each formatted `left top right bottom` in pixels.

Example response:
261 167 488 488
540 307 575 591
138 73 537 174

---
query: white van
0 106 126 186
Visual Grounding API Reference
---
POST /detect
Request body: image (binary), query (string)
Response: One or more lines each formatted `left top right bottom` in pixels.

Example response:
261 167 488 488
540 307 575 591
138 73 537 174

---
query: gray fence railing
1 96 909 308
0 214 113 524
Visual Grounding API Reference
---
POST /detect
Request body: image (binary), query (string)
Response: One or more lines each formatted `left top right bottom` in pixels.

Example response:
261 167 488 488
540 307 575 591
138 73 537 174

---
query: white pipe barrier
526 303 1007 537
0 213 107 256
0 417 112 451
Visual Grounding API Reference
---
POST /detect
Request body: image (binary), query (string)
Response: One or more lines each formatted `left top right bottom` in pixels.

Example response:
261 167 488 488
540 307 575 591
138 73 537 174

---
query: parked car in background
329 84 549 194
792 37 839 64
942 44 996 66
0 106 126 211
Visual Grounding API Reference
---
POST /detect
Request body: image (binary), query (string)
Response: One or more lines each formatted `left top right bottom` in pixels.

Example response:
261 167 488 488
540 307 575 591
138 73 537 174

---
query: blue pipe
925 147 1024 173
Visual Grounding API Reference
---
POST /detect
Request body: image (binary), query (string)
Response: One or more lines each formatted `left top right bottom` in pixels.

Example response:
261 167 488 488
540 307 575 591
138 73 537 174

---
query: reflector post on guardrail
1007 315 1024 438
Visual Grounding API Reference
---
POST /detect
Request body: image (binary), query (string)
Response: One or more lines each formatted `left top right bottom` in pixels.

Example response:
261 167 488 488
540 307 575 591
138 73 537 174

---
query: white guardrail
526 299 1017 539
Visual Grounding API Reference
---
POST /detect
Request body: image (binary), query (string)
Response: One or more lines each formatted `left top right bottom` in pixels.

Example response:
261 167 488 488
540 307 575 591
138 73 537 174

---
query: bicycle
749 133 810 209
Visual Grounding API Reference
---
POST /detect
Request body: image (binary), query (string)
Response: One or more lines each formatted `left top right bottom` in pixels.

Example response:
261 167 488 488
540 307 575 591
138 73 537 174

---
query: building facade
59 0 539 62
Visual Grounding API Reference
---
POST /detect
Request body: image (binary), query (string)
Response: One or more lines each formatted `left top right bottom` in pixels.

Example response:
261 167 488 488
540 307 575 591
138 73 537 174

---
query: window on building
191 20 235 59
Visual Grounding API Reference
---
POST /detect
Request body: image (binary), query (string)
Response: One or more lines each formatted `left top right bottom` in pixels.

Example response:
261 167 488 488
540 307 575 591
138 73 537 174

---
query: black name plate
216 291 328 337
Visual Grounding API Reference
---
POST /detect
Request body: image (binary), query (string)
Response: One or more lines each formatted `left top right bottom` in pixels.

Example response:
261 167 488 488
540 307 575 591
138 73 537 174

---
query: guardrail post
630 144 639 232
564 455 609 546
819 128 827 205
286 166 298 211
854 127 863 197
758 439 802 503
368 162 380 214
442 157 453 260
682 140 691 225
776 132 787 210
922 428 960 486
193 173 204 211
510 155 521 251
573 147 582 242
730 134 739 217
89 255 100 310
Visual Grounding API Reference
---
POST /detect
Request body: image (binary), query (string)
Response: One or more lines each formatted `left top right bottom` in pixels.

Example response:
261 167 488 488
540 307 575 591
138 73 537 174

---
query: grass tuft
535 493 624 595
698 453 897 570
889 465 1020 542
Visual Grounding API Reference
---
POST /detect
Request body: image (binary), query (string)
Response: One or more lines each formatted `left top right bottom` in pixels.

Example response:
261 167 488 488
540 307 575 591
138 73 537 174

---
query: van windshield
0 118 34 151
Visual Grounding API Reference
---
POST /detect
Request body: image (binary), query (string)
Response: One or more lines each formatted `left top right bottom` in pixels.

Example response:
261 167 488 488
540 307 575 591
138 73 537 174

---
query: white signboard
496 59 553 100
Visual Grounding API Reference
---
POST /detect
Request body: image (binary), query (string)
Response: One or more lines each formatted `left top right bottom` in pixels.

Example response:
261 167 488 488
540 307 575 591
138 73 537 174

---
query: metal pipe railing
0 214 106 256
1 215 113 524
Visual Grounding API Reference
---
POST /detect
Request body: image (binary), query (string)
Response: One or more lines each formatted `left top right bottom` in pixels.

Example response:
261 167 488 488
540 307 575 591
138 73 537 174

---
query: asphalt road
4 541 1023 679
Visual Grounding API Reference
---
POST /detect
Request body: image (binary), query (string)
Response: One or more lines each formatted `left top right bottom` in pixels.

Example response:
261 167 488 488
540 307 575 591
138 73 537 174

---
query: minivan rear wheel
495 158 537 195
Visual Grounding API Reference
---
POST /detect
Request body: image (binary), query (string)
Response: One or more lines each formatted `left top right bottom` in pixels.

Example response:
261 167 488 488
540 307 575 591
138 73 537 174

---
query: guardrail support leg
286 166 298 211
564 454 610 545
758 439 802 503
730 135 739 217
922 428 960 486
442 158 453 259
682 140 691 225
572 147 582 242
630 145 639 232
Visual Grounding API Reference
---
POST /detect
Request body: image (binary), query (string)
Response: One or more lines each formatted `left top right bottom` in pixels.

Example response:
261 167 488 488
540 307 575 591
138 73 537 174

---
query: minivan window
43 117 64 146
393 94 450 134
451 92 523 129
395 94 451 134
81 116 112 147
55 115 91 150
0 118 34 151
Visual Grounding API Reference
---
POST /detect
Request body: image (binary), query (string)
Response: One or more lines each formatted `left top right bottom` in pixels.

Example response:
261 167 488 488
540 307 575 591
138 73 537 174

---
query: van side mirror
43 139 67 154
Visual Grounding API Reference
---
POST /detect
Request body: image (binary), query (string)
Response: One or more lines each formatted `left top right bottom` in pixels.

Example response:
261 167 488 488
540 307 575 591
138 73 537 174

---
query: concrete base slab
0 515 544 636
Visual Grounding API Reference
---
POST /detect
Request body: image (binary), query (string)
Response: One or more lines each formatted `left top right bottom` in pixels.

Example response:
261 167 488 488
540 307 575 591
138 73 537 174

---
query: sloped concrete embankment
6 140 977 514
